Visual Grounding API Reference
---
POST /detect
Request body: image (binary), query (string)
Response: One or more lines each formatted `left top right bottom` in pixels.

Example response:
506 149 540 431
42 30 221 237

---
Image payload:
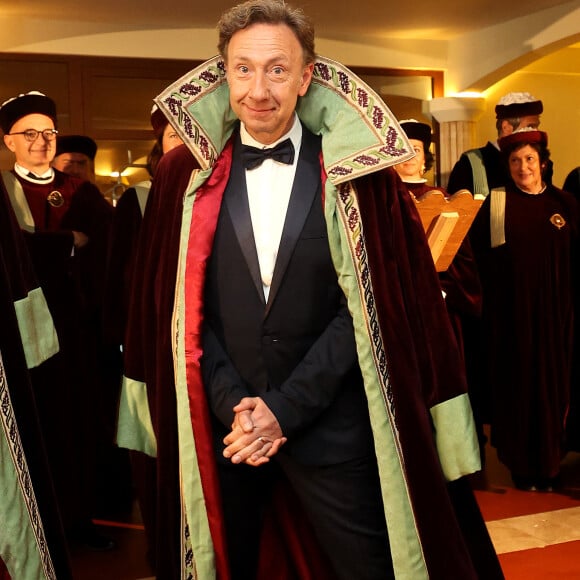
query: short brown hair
217 0 316 65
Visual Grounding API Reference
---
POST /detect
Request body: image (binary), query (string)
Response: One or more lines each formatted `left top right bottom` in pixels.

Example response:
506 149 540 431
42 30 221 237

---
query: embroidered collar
154 55 413 185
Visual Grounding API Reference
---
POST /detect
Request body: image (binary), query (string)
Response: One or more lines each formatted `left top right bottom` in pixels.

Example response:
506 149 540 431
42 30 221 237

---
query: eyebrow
231 52 290 66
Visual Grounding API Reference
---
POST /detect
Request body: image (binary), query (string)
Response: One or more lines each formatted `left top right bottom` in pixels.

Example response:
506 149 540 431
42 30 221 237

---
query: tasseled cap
495 92 543 120
56 134 98 160
151 104 169 139
498 127 548 152
0 91 57 134
399 119 432 152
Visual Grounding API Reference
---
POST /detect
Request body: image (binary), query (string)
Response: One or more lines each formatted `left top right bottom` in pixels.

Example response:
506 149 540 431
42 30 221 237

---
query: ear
500 119 514 136
3 134 16 153
298 63 315 97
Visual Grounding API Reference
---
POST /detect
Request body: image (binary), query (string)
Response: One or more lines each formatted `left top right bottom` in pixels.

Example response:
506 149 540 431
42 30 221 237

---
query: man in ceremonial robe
0 179 72 579
52 134 98 183
0 91 114 550
123 1 503 578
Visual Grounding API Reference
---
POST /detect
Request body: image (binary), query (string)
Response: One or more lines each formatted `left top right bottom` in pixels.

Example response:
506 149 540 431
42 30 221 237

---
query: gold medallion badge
47 190 64 208
550 214 565 230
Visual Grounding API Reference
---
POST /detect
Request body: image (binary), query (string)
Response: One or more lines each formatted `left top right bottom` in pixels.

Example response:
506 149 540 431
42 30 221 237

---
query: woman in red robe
469 129 579 491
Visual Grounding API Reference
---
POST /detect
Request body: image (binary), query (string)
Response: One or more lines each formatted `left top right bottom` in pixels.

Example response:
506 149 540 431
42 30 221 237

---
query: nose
249 72 269 100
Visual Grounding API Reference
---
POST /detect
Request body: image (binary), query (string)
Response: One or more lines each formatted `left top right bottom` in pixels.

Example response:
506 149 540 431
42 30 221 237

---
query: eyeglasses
9 128 58 142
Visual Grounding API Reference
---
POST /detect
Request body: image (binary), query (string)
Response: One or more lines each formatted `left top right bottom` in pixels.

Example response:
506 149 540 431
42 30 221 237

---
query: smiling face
394 138 425 181
225 23 314 145
3 113 56 173
508 144 544 193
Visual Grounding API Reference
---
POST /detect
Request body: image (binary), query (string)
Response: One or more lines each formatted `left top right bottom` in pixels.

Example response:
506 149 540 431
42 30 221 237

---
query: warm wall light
449 91 484 99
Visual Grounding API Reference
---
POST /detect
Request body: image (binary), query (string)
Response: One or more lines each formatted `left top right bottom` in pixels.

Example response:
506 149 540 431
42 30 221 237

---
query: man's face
500 115 541 138
3 113 56 172
226 23 314 145
516 115 541 131
53 152 93 181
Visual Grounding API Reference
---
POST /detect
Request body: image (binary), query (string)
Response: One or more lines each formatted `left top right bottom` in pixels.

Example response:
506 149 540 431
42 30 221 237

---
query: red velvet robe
4 169 113 533
0 180 72 579
470 183 579 479
124 137 502 579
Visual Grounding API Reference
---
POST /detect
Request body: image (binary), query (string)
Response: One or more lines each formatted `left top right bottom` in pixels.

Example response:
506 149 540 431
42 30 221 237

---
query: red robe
3 169 113 532
470 183 578 479
0 180 71 579
124 138 502 579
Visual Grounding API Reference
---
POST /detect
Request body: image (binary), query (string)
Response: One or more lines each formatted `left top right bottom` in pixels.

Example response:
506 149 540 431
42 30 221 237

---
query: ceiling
1 0 578 192
3 0 576 43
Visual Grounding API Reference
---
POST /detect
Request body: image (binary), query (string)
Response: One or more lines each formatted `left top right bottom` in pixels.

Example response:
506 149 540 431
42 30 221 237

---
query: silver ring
258 436 265 443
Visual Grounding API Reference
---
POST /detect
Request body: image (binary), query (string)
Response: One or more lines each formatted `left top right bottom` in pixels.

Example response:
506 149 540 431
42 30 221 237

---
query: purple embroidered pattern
199 135 210 162
159 60 228 165
328 166 354 178
357 88 369 109
180 83 202 97
379 126 404 157
338 71 351 94
335 183 394 420
353 155 380 167
372 106 385 130
183 115 194 139
348 205 360 230
312 58 410 180
0 361 57 579
315 62 332 82
199 70 220 84
165 96 183 117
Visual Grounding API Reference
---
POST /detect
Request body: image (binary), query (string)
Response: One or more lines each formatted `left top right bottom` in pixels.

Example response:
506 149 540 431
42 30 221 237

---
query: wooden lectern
413 189 484 272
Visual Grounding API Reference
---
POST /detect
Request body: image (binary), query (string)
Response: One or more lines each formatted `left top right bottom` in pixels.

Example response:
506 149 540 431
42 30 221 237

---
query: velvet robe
3 169 114 533
469 183 579 479
0 180 71 580
122 54 502 579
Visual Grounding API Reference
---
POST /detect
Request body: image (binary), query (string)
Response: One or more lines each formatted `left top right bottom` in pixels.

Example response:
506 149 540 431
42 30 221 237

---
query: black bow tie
27 171 52 182
241 138 295 170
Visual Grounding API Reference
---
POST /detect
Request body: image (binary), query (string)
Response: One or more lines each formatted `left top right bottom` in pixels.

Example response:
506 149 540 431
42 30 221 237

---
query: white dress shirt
15 163 55 183
240 114 302 302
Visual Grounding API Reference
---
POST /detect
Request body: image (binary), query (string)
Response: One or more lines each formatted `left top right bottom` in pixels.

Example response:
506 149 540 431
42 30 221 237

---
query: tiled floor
70 442 580 579
474 442 580 579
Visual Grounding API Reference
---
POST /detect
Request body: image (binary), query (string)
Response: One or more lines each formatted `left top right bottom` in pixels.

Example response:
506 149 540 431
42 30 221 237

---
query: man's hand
223 397 286 466
72 231 89 248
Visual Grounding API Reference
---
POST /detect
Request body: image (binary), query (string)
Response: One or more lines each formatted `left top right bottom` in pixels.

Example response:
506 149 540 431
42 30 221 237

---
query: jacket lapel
224 136 265 304
266 128 321 316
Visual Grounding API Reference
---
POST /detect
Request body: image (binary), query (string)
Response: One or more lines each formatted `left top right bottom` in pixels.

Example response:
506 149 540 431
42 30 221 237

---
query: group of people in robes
445 92 580 492
394 106 580 493
4 2 578 579
0 90 117 579
116 0 504 578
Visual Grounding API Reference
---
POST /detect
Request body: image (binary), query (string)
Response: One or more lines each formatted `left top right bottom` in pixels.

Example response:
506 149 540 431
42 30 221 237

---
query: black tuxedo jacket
201 126 374 465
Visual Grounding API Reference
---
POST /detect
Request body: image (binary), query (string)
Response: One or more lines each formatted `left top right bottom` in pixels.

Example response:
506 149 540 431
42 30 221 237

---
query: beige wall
472 52 580 188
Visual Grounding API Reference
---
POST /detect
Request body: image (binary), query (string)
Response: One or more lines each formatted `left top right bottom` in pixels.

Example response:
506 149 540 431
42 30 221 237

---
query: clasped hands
223 397 286 467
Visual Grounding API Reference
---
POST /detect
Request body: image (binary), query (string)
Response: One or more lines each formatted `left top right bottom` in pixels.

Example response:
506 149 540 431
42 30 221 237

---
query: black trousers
217 452 394 580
